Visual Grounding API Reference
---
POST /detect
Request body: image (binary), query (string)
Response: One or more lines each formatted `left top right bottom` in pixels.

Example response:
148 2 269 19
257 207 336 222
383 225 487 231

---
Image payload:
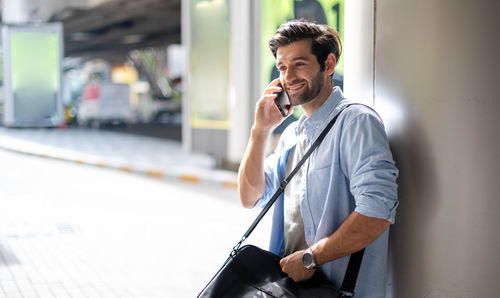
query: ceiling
49 0 181 61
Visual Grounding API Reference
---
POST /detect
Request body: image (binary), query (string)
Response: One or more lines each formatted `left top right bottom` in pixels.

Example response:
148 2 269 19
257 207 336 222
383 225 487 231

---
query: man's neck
302 84 334 118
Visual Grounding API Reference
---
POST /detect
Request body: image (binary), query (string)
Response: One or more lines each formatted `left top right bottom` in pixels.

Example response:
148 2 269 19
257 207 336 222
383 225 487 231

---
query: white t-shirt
283 127 309 255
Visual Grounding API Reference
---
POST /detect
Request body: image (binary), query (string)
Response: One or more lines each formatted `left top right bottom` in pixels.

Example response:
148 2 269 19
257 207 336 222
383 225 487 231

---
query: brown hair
269 19 342 72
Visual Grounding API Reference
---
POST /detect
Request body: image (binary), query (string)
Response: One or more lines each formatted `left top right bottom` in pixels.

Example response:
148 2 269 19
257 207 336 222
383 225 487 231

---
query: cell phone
274 83 291 117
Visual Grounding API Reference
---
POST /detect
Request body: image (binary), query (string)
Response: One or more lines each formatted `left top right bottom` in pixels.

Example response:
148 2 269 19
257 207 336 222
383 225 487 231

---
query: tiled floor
0 145 271 298
0 222 153 298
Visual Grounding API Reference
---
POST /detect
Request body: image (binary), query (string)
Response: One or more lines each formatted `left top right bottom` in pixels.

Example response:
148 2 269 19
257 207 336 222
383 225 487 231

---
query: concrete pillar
2 0 36 23
227 0 259 164
181 0 191 153
343 0 374 106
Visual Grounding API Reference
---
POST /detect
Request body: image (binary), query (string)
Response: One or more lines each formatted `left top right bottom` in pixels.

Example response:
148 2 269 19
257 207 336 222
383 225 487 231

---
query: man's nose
283 67 297 83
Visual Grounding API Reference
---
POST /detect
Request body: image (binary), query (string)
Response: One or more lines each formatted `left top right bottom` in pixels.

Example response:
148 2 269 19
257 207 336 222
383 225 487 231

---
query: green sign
11 32 60 91
9 30 61 124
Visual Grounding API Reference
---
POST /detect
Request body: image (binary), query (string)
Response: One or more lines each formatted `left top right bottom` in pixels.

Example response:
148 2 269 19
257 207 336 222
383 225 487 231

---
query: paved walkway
0 127 238 188
0 127 269 298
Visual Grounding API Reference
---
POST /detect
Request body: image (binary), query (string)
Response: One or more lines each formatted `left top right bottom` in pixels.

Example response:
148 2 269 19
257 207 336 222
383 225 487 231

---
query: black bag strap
340 249 364 296
231 103 367 296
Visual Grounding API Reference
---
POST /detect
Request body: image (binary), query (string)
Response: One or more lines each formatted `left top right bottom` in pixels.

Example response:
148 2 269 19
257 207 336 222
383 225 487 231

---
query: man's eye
278 66 286 72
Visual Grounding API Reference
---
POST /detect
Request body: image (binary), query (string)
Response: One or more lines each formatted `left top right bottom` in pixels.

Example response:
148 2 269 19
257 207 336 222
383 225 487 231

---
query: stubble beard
287 70 325 107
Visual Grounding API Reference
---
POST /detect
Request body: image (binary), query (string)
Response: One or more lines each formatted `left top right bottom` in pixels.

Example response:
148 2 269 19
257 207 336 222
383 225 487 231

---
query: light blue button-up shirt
257 87 399 297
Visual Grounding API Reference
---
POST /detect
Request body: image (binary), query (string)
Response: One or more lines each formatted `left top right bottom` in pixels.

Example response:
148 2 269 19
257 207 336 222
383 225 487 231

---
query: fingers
256 90 282 116
253 79 286 131
262 78 282 96
257 93 277 107
279 255 290 275
279 258 286 269
280 252 316 282
270 77 281 86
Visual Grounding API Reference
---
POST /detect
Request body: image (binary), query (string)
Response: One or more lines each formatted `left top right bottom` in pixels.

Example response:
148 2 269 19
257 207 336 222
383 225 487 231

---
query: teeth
288 84 303 91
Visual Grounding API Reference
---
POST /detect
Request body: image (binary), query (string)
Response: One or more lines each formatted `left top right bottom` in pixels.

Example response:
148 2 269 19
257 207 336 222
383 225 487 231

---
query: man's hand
279 250 316 282
254 78 292 132
238 78 292 208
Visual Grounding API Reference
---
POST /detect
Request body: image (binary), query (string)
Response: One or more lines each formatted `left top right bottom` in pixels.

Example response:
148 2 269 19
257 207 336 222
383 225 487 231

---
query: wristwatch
302 247 318 270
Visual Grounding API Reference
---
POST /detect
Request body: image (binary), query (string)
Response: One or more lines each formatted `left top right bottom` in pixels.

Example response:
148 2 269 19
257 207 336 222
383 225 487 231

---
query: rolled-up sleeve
340 112 399 223
255 151 280 208
254 123 298 209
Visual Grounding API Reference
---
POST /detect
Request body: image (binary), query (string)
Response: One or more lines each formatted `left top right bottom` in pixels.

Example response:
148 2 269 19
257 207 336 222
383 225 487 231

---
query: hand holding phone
274 83 291 117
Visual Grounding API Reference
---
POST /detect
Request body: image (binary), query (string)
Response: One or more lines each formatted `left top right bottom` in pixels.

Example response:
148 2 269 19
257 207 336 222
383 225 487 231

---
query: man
238 20 398 297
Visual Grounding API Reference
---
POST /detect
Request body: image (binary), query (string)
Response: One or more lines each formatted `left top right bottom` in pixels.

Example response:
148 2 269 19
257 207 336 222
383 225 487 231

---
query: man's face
275 39 326 107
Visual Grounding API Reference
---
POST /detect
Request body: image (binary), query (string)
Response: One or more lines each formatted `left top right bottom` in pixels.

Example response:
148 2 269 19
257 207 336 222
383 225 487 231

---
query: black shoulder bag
198 104 364 298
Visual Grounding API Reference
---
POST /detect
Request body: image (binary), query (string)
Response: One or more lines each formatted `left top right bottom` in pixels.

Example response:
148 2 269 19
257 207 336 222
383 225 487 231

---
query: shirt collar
295 87 344 135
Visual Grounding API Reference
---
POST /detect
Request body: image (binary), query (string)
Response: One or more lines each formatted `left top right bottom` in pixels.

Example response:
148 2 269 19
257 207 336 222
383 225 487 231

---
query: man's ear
325 53 336 76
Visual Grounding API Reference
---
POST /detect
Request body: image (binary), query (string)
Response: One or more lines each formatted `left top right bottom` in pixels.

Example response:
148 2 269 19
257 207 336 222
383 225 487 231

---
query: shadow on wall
387 107 438 298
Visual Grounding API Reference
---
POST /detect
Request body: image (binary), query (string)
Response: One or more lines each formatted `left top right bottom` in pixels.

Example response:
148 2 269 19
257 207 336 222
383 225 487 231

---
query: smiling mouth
287 83 305 94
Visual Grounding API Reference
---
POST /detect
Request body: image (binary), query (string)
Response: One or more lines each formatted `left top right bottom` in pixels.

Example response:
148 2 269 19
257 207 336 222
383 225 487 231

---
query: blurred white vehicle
77 82 134 128
133 81 182 124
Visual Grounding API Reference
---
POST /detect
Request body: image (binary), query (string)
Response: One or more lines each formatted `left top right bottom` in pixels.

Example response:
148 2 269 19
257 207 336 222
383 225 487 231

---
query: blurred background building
0 0 183 136
0 0 499 296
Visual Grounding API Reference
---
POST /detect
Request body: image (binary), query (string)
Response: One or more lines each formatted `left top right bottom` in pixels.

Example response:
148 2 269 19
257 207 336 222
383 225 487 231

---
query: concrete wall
345 1 500 296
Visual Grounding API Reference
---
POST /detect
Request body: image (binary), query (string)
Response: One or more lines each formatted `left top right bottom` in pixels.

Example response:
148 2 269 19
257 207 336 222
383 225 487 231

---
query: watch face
302 252 314 267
